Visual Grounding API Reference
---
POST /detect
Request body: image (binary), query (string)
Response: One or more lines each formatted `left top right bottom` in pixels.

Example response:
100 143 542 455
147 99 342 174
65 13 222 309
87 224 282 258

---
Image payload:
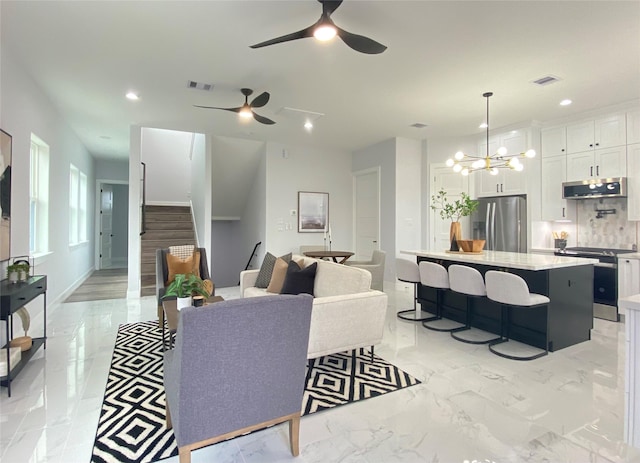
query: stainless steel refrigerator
471 195 527 252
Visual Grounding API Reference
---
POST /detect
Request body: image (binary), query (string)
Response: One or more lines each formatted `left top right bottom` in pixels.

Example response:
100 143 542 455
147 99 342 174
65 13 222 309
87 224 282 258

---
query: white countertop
400 250 599 271
620 253 640 260
620 294 640 312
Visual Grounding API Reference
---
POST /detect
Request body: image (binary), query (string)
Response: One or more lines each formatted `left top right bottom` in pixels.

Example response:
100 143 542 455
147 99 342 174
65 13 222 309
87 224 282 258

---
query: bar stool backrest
449 264 486 297
419 261 449 289
485 270 549 306
396 258 420 284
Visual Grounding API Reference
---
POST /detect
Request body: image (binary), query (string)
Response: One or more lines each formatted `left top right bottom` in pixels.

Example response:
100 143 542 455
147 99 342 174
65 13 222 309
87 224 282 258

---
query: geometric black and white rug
91 320 421 463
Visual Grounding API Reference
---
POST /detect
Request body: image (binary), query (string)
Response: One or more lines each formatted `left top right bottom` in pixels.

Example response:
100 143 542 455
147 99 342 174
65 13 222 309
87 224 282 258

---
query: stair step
141 239 196 250
145 205 190 214
141 285 156 297
141 262 156 274
145 213 192 223
145 221 193 231
141 274 156 287
143 230 195 240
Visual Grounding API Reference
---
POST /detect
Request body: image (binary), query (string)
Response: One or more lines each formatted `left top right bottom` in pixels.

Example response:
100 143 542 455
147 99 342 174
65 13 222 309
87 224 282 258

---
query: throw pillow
166 250 201 285
266 257 304 293
280 261 317 296
255 252 292 288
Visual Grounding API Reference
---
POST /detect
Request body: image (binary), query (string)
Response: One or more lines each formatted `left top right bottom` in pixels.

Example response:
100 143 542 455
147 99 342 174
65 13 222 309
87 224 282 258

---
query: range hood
562 177 627 199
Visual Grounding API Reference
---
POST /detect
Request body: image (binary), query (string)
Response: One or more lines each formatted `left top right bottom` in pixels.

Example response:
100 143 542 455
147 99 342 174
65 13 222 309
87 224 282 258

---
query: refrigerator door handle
490 202 496 250
485 204 490 248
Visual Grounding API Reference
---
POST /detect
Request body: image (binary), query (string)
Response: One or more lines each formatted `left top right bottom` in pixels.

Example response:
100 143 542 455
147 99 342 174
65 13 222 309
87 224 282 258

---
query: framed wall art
298 191 328 233
0 129 12 261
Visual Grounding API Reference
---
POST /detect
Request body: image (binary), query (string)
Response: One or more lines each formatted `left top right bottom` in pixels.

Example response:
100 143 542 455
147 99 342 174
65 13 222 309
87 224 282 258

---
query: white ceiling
2 1 639 161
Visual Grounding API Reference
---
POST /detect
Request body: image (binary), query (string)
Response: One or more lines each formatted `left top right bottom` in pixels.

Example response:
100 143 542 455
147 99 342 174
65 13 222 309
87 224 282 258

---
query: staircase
140 205 196 297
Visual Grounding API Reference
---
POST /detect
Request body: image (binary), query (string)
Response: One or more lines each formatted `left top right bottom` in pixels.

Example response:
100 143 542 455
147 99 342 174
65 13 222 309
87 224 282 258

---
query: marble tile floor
1 284 640 462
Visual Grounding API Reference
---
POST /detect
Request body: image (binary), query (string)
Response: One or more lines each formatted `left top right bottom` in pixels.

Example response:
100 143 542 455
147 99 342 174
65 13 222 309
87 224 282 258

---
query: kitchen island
401 250 598 351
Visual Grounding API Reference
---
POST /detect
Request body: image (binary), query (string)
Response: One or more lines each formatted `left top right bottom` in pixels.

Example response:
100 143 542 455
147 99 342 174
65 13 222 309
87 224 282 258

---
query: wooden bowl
10 336 32 351
456 239 485 252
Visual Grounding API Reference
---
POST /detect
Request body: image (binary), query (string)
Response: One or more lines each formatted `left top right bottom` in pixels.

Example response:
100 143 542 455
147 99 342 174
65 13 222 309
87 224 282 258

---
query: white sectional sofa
240 256 388 359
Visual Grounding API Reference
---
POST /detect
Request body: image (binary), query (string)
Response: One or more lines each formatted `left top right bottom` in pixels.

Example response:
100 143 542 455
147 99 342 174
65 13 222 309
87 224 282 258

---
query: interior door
100 184 113 269
353 169 380 261
431 165 469 250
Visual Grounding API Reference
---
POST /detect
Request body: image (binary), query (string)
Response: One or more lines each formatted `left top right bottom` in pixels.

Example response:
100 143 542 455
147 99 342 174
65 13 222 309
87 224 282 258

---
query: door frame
352 166 381 261
95 179 129 270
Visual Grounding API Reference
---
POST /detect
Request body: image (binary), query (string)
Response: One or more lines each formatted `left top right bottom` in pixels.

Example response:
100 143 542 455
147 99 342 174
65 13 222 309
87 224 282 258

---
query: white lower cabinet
619 257 640 305
541 156 574 221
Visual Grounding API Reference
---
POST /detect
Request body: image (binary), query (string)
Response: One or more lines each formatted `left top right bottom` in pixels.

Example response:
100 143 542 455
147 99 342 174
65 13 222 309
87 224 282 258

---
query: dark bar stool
485 270 550 361
420 261 464 332
448 264 501 344
396 258 432 321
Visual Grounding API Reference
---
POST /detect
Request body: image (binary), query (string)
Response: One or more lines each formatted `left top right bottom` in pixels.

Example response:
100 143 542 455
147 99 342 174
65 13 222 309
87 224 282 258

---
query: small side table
162 296 225 350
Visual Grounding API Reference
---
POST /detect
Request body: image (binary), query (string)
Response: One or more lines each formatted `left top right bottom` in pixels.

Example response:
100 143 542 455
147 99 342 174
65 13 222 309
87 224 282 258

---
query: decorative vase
8 271 18 284
176 296 192 311
449 222 462 243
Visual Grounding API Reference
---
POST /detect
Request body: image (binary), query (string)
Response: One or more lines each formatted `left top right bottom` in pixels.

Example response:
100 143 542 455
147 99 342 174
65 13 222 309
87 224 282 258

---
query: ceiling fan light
239 107 253 119
524 149 536 158
314 24 337 41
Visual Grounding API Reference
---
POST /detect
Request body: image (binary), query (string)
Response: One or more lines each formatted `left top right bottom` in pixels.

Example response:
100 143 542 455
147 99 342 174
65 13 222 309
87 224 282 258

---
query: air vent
410 123 428 129
532 75 561 86
186 80 214 91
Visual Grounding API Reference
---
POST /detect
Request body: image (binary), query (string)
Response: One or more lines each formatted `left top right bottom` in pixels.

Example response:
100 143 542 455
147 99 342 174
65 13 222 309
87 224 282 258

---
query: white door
353 168 380 261
100 184 113 269
431 165 469 251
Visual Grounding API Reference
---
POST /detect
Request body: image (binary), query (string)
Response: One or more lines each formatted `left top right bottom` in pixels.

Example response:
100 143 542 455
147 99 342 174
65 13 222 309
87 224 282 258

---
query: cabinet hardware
596 143 600 147
596 166 599 176
562 207 565 217
590 166 593 176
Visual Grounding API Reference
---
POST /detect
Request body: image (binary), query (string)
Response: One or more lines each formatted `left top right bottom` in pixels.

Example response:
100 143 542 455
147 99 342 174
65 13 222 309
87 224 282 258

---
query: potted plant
431 189 479 250
15 262 30 281
162 273 210 311
6 264 19 284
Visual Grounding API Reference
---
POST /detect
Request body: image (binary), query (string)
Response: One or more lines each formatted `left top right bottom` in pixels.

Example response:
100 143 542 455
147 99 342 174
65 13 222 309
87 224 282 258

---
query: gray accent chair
156 247 211 326
164 294 313 463
345 250 386 291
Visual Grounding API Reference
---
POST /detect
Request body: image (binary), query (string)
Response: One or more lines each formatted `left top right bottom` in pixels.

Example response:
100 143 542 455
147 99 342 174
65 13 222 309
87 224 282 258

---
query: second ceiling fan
250 0 387 55
194 88 275 125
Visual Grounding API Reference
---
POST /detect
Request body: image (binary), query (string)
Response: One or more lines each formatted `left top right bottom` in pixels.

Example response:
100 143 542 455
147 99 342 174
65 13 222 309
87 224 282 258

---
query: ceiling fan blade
250 92 270 108
250 25 315 49
336 26 387 54
193 105 242 113
252 112 276 125
321 0 343 16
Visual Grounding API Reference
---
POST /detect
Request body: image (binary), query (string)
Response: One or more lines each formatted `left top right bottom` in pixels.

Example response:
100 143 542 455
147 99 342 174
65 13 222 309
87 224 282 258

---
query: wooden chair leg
158 305 164 329
178 447 191 463
165 402 172 429
289 414 300 456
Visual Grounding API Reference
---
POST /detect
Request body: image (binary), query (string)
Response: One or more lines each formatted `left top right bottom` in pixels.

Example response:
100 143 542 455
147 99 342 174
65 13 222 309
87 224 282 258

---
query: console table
0 275 47 397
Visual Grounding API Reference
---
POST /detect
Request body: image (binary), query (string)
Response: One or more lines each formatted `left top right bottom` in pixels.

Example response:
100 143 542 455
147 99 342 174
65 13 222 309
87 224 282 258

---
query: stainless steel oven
554 247 635 321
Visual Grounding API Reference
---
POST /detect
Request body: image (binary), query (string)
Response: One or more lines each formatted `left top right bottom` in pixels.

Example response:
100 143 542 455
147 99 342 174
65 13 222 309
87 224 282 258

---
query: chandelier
446 92 536 176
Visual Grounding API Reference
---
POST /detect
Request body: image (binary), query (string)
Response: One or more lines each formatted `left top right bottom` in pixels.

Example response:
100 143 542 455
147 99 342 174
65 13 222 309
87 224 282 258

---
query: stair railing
238 241 262 285
140 162 146 236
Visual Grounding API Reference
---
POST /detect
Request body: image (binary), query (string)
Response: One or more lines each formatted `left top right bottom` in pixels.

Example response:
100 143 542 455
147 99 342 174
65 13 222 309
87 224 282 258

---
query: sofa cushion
166 251 200 285
313 259 371 297
281 261 317 296
255 252 292 288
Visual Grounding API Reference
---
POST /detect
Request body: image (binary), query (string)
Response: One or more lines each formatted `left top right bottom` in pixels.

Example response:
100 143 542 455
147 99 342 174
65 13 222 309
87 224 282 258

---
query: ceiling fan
250 0 387 55
194 88 276 125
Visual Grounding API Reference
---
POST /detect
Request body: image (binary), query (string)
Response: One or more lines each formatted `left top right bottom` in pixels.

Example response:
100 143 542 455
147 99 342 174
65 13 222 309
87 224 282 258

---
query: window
29 135 49 254
69 164 88 245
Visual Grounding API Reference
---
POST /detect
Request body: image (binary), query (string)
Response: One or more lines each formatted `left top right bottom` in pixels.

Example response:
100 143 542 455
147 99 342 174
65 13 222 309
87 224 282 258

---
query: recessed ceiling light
304 121 313 131
560 99 572 106
126 91 139 100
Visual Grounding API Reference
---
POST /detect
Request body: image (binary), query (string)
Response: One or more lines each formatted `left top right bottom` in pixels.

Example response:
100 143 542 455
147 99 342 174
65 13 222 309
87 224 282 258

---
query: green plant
6 264 19 277
431 189 479 222
163 273 209 299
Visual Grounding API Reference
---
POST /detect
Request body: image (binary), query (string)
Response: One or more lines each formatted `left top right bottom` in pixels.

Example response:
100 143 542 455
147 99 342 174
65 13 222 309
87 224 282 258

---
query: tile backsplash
576 198 638 249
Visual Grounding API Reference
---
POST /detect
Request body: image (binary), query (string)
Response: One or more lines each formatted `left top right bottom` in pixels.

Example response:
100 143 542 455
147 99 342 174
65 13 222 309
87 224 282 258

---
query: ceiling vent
187 80 214 91
410 123 428 129
532 75 561 86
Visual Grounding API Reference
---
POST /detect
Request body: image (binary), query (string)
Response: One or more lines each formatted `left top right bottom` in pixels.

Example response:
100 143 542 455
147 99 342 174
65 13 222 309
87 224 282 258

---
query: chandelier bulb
446 158 455 167
461 168 470 176
497 146 508 157
490 167 499 176
454 151 464 161
525 149 536 158
453 164 462 173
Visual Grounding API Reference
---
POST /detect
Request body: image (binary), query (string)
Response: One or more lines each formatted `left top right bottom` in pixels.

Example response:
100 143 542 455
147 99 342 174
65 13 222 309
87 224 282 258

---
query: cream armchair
345 250 386 291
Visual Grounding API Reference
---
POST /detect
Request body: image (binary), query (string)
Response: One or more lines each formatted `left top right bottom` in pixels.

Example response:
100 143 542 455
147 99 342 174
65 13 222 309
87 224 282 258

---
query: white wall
96 159 129 181
0 50 96 310
141 128 192 205
265 142 353 256
353 138 397 281
395 137 422 264
190 133 211 264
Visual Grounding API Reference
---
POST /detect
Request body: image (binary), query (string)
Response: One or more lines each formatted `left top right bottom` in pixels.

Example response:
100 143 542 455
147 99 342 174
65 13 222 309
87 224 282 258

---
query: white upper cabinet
566 114 626 153
541 155 574 221
474 130 529 197
628 108 640 145
541 126 567 158
565 146 627 181
628 143 640 221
